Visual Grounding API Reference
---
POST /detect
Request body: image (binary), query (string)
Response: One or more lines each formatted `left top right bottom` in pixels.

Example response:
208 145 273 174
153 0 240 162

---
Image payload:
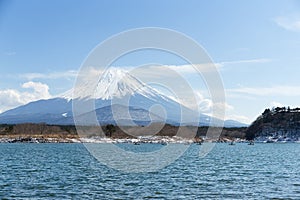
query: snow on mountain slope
0 68 186 125
95 68 152 100
0 68 247 127
62 68 173 103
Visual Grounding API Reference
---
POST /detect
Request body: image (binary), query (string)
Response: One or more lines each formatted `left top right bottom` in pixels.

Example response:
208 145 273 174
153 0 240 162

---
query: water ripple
0 143 299 199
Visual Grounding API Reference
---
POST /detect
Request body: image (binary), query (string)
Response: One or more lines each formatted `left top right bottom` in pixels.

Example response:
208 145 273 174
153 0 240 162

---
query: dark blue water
0 143 299 199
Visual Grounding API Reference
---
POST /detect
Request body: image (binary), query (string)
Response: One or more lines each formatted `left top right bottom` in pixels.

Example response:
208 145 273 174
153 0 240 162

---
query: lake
0 143 299 199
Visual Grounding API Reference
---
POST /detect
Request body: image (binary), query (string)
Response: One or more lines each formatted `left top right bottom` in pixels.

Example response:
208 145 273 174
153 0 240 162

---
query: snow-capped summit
0 68 184 125
94 68 157 100
62 68 170 102
96 68 138 100
0 67 247 127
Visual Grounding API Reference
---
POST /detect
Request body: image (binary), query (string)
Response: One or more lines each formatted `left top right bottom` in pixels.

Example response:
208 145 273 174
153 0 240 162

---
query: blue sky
1 0 300 123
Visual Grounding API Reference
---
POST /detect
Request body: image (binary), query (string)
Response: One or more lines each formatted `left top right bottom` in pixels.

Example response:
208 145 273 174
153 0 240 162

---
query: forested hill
246 107 300 140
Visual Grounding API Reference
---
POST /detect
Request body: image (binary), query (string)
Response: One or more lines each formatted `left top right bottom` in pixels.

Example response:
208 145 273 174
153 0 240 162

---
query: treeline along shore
2 107 300 143
0 123 247 143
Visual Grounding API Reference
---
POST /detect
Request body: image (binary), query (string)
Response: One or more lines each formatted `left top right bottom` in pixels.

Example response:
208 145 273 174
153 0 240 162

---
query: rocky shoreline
0 137 78 143
0 136 245 144
1 135 298 144
0 123 248 143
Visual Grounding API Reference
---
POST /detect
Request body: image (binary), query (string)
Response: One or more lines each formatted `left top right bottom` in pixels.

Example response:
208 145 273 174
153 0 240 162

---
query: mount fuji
0 68 246 127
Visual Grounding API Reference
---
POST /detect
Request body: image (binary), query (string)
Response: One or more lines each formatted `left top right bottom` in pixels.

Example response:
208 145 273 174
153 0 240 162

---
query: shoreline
0 123 247 143
0 135 239 143
1 135 299 144
1 123 299 144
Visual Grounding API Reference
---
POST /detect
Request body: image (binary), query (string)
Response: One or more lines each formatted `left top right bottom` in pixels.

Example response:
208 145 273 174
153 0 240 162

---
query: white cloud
21 59 267 85
228 85 300 97
0 81 51 113
208 102 236 119
225 114 251 124
176 90 235 119
270 101 284 108
110 58 270 78
218 58 271 67
20 70 78 80
178 90 213 112
162 58 268 73
201 100 250 124
166 63 219 73
144 58 270 74
3 51 16 56
21 81 51 101
193 97 250 123
275 15 300 32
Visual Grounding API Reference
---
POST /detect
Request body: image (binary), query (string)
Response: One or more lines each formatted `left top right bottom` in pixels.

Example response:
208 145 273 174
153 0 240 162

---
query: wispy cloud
228 85 300 97
161 58 271 73
218 58 271 67
225 114 251 124
20 70 78 80
18 58 268 82
270 101 284 108
125 58 271 79
274 14 300 32
3 51 16 56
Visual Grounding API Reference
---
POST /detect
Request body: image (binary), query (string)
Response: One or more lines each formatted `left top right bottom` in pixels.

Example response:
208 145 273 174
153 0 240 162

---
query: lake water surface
0 143 299 199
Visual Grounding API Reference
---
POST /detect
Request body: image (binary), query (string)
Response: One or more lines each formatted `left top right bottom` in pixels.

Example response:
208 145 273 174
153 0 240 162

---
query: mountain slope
0 68 191 125
60 104 167 126
0 68 246 127
0 98 72 124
